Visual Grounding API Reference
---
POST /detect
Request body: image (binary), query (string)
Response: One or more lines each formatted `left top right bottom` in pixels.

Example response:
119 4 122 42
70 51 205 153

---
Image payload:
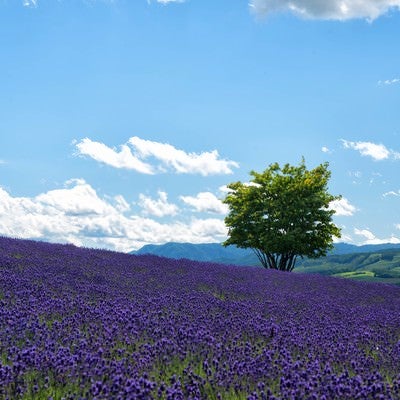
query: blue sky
1 0 400 252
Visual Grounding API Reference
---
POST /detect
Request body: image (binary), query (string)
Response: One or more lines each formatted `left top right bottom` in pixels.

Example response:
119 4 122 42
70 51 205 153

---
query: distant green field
295 249 400 286
334 270 375 278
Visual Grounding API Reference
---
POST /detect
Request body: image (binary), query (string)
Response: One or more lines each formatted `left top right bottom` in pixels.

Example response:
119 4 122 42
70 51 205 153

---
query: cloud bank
0 180 227 252
249 0 400 20
75 137 239 176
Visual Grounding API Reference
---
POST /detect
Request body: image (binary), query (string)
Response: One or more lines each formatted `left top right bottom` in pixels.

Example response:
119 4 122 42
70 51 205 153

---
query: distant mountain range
131 242 400 285
132 242 400 266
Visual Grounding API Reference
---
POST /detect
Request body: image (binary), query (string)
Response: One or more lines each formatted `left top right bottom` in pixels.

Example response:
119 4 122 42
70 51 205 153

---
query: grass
333 270 375 279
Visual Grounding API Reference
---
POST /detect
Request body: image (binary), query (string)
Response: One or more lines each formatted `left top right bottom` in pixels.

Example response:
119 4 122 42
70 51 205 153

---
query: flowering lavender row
0 236 399 399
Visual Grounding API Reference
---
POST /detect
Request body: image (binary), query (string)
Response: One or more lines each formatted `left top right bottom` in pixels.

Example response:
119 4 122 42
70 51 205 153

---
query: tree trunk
252 249 298 271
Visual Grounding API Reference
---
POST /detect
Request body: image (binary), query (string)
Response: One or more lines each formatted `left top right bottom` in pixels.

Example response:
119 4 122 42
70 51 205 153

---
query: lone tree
223 159 341 271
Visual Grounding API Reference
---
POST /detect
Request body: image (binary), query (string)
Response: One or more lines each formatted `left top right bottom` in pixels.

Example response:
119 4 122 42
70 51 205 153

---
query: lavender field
0 237 399 399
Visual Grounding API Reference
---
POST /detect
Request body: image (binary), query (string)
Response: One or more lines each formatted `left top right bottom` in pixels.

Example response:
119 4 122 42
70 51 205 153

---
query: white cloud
354 228 400 244
336 233 353 243
75 136 238 176
35 179 115 216
249 0 400 21
24 0 186 7
383 189 400 197
23 0 37 7
348 170 362 179
75 138 154 174
22 0 118 6
128 136 239 176
243 181 262 188
321 146 331 153
396 224 400 230
0 180 227 252
138 191 179 217
341 139 398 161
113 195 131 213
354 228 376 241
156 0 185 3
180 192 229 214
189 218 227 239
378 78 400 85
218 185 232 194
329 197 357 216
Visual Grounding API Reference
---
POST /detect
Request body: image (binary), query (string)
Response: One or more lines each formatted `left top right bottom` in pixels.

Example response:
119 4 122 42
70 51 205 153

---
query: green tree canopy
223 159 341 271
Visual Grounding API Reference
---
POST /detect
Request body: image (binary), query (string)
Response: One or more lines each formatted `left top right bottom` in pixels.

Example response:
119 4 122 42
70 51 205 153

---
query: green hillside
295 248 400 285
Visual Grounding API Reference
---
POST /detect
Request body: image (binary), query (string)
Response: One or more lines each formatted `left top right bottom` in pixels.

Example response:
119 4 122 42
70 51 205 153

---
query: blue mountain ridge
131 242 400 266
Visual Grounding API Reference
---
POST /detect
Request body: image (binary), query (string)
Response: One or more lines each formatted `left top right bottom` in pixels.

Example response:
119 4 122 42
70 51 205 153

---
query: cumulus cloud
35 179 115 216
0 180 227 252
249 0 400 21
354 228 400 244
341 139 400 161
0 180 126 243
180 192 229 214
128 136 239 175
138 191 179 217
113 195 131 213
189 218 227 238
75 138 154 174
75 136 238 176
329 197 357 216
